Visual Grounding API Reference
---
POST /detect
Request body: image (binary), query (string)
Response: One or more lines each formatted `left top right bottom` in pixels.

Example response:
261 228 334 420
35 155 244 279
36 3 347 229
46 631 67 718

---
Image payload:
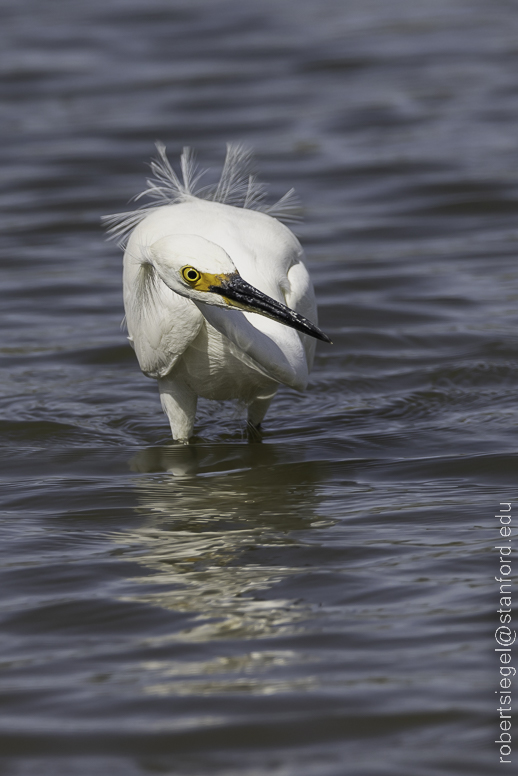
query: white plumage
104 144 330 442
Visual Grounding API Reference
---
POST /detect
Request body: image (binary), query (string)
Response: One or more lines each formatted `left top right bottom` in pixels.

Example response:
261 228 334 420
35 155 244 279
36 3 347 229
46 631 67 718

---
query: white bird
104 144 331 443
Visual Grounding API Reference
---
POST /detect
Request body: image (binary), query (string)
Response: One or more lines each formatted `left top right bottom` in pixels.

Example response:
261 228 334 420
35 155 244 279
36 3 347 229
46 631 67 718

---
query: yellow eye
181 266 201 284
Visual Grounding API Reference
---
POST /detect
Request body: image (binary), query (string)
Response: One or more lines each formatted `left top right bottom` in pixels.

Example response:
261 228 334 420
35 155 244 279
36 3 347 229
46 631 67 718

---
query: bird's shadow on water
113 441 333 642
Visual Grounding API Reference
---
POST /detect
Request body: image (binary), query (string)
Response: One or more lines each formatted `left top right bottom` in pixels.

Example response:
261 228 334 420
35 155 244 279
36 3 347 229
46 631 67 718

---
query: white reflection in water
110 444 329 695
142 653 318 696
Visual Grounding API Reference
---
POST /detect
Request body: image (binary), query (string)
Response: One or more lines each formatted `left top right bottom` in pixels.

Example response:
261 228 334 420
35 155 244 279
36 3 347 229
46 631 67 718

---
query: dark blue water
1 1 517 774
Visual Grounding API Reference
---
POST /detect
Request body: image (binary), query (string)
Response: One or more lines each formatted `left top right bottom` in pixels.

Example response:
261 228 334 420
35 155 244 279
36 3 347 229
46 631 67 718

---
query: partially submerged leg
247 390 277 429
158 373 197 443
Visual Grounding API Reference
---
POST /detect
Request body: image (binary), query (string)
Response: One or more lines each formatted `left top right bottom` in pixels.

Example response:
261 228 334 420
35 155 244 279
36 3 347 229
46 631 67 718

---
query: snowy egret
104 144 331 442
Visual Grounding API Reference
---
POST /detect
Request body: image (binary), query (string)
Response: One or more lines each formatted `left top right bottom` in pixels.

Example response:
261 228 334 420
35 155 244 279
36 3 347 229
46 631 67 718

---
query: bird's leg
247 391 277 429
158 373 197 443
246 420 264 443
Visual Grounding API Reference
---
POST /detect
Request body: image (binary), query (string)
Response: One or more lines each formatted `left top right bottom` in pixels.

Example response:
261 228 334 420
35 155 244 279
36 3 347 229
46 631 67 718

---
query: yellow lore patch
181 267 239 303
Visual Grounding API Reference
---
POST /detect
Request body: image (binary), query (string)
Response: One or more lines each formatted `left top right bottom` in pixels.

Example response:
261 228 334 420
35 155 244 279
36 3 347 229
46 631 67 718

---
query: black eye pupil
187 270 198 280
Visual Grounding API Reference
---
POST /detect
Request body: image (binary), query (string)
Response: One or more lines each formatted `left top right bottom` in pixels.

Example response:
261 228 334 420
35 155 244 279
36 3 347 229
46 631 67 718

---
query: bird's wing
123 259 203 379
284 260 318 372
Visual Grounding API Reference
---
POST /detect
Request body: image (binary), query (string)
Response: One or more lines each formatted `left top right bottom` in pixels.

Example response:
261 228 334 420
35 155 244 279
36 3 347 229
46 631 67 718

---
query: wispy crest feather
103 143 300 246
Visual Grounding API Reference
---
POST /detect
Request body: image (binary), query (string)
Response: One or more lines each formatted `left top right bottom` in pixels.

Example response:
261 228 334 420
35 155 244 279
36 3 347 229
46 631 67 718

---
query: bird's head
148 234 331 343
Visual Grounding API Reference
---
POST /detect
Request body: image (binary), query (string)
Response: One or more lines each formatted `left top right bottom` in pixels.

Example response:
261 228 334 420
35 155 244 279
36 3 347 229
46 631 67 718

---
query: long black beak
209 275 332 344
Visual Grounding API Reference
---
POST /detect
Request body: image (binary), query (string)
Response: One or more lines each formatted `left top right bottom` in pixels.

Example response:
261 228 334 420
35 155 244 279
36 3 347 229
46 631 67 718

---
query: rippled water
1 1 517 774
